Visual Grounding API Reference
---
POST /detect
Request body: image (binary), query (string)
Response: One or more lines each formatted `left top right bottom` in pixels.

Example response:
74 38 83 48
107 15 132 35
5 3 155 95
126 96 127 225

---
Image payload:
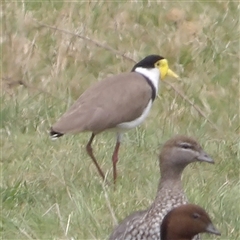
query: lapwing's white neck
116 67 160 131
134 67 160 92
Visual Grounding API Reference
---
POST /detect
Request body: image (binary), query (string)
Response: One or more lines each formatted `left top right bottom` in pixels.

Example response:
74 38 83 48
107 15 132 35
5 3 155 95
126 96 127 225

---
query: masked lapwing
50 55 178 184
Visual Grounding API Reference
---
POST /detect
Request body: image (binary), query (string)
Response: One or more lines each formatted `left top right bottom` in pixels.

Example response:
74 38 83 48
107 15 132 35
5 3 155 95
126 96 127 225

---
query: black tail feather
50 128 64 138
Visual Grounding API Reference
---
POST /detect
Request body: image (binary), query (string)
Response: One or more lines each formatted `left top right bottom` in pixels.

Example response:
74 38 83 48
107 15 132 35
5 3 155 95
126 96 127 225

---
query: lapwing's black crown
131 55 164 72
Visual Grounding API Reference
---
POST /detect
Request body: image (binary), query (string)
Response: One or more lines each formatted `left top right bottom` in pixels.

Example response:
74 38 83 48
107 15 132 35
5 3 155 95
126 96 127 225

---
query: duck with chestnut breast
161 204 221 240
109 135 215 240
50 55 178 184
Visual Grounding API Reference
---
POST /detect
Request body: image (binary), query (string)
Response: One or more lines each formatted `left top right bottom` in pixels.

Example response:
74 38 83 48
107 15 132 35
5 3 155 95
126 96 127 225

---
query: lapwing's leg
112 133 122 185
86 133 106 181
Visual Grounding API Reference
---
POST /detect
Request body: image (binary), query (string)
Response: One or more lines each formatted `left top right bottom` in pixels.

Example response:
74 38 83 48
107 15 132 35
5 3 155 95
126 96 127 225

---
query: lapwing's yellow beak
167 68 179 79
157 59 179 80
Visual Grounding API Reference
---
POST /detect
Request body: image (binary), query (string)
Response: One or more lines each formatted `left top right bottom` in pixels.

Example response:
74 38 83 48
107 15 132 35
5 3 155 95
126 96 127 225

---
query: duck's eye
192 213 200 219
179 143 192 149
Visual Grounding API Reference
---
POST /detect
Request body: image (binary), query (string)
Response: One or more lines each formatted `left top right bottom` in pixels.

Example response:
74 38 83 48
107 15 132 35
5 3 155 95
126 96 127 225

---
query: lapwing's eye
192 213 200 219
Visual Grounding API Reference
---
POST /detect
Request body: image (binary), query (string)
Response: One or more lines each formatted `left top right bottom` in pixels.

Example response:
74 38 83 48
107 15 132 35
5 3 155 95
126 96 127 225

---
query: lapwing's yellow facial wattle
155 59 179 80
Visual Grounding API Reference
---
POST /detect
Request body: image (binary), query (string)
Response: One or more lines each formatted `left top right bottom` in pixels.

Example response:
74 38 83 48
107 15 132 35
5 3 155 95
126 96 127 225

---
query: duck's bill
197 150 214 164
206 223 221 236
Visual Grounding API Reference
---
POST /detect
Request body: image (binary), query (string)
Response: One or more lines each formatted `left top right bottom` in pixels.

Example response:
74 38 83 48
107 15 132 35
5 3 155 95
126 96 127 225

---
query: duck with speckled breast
109 135 215 240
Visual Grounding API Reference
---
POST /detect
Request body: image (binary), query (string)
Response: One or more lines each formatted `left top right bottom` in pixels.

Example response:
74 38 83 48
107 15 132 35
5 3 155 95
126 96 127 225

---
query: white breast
116 67 160 131
116 100 153 130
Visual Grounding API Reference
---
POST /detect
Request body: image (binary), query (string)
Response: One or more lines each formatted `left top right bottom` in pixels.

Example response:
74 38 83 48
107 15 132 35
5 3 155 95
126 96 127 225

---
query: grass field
1 1 240 239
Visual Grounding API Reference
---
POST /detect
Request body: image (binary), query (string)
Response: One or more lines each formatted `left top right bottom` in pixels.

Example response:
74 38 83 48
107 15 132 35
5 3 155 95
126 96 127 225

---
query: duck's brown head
161 204 221 240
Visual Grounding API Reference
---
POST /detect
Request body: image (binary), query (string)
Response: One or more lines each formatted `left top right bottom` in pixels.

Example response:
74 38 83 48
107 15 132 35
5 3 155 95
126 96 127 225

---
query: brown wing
51 72 152 134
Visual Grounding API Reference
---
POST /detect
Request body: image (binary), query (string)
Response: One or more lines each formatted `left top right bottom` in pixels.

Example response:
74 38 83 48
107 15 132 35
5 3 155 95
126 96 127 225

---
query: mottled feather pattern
111 189 187 240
